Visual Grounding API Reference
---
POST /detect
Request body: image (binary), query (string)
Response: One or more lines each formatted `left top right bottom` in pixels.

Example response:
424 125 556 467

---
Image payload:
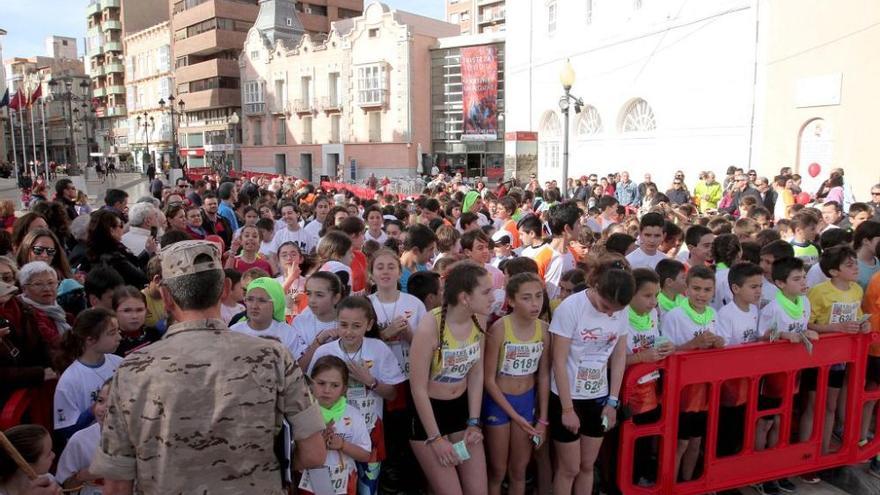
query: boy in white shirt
660 266 724 483
626 212 668 270
757 240 795 310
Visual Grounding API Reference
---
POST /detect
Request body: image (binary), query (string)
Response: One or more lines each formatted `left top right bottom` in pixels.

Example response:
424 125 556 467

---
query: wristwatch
606 396 620 409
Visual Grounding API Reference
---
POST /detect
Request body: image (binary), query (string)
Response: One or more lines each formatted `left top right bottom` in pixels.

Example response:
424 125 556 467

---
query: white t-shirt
365 230 388 246
369 292 427 377
303 218 324 241
291 308 338 360
230 319 297 358
626 247 667 271
760 279 778 310
298 404 371 495
308 338 406 429
259 240 275 257
716 302 760 345
662 305 718 348
272 227 318 255
55 422 101 493
544 249 574 300
54 354 124 430
220 302 244 325
321 261 352 291
624 308 662 354
759 295 811 337
712 268 733 311
806 263 829 289
548 290 627 400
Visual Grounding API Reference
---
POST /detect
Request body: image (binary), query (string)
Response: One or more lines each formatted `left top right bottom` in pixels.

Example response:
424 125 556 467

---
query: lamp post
48 77 92 175
159 95 185 169
226 111 240 174
558 59 583 198
136 111 154 172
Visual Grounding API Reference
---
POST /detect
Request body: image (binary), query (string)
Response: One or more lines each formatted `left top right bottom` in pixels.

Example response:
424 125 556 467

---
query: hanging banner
461 46 498 142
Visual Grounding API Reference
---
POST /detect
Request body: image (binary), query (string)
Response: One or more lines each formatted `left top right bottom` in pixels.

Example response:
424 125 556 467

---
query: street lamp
226 111 240 173
136 112 154 172
558 59 583 198
48 78 83 174
159 94 185 169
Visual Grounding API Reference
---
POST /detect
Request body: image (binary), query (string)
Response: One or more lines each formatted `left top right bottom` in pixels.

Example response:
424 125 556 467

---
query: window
286 17 293 26
158 45 171 72
368 28 379 38
547 1 557 34
461 10 470 21
244 80 265 114
305 4 327 15
368 111 381 142
449 13 459 24
253 120 262 146
275 79 286 111
620 98 656 132
330 114 341 143
328 72 340 106
577 106 602 136
357 64 387 106
585 0 593 24
300 76 311 102
276 117 286 145
539 111 561 170
302 116 312 144
250 50 260 62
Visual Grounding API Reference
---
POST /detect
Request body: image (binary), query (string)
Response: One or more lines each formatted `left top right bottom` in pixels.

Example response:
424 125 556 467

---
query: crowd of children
3 169 880 495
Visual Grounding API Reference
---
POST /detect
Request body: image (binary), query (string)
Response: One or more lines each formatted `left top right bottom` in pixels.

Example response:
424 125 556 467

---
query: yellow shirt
142 288 166 328
808 280 863 326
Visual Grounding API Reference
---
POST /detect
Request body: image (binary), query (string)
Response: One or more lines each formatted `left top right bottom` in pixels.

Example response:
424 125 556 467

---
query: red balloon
796 192 811 205
808 162 821 178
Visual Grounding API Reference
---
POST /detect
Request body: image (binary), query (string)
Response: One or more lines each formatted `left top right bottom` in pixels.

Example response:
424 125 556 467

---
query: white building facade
505 0 757 188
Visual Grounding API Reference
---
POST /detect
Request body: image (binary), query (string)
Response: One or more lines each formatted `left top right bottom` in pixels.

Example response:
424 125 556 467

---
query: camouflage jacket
90 318 324 494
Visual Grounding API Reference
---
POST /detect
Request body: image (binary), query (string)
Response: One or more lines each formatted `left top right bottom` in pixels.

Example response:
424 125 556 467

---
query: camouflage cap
159 240 222 280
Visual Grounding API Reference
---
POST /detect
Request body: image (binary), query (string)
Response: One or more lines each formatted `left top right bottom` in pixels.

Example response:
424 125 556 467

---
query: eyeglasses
31 246 57 257
748 172 757 176
26 282 56 290
673 182 682 185
872 192 880 196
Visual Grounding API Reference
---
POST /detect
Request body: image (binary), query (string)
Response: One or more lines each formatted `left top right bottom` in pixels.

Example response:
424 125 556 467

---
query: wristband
536 418 549 426
366 378 379 391
466 417 481 428
606 397 620 409
424 434 442 445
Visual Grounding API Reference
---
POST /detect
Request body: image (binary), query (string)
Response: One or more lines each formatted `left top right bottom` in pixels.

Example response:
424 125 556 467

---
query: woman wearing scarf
17 261 73 340
229 277 297 358
456 190 491 232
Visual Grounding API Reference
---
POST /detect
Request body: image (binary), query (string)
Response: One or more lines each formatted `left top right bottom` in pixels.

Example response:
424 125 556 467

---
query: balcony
292 99 316 115
104 41 123 53
86 1 101 16
103 0 120 9
175 58 239 84
479 10 505 24
270 100 288 115
182 88 241 111
106 85 125 95
357 89 388 109
320 96 342 113
102 20 122 31
93 87 107 98
105 62 124 75
91 65 106 77
175 29 247 58
88 44 105 57
106 106 127 117
244 103 265 115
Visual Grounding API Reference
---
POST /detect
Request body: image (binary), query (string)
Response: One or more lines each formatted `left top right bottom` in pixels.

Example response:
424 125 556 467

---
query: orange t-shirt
502 219 521 249
680 383 709 413
351 250 368 294
863 272 880 357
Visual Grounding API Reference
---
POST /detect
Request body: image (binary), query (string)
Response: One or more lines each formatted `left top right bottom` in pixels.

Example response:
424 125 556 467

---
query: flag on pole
29 84 42 106
8 90 22 111
0 89 9 108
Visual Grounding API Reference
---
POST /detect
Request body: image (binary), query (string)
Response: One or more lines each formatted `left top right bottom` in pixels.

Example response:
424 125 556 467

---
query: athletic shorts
409 393 468 441
804 367 846 390
867 356 880 385
678 412 708 440
482 388 536 426
758 395 783 411
549 393 607 442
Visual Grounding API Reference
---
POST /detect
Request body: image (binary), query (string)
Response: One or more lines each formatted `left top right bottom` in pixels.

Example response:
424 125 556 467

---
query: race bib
829 302 859 324
347 382 379 429
500 342 543 376
390 341 411 377
298 462 349 495
574 359 608 399
436 342 481 383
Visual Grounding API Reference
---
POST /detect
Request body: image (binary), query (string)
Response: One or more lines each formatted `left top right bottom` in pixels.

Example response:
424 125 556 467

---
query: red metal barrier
320 181 407 201
0 383 55 431
617 332 880 494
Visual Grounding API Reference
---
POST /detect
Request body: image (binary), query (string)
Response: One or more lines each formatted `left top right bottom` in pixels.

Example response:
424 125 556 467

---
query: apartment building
446 0 505 35
170 0 362 171
240 1 458 179
86 0 169 166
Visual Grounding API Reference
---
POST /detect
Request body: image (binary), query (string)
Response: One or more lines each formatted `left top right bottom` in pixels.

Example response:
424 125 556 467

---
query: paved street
0 172 150 212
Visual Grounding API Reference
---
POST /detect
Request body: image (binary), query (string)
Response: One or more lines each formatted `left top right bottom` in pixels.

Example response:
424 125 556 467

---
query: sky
1 0 446 61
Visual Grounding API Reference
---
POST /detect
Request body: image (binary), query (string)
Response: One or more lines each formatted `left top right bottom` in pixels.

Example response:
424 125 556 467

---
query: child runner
399 224 437 294
854 220 880 289
56 380 111 494
807 245 869 460
408 261 491 495
219 268 245 325
54 308 123 440
655 259 687 317
406 271 442 312
680 224 715 268
309 296 405 495
300 355 372 495
549 268 635 495
625 212 668 270
293 271 344 371
226 225 275 275
757 257 817 494
711 233 742 310
112 286 161 357
316 231 354 297
276 241 308 320
365 206 388 245
758 240 795 309
231 277 296 357
483 273 551 495
789 212 820 270
662 266 725 482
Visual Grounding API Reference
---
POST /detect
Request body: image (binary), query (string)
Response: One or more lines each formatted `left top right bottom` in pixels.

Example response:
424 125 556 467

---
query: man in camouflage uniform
90 240 326 494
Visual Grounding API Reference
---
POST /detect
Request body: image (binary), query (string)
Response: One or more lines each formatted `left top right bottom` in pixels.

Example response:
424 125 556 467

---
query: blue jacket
218 201 239 231
615 180 640 206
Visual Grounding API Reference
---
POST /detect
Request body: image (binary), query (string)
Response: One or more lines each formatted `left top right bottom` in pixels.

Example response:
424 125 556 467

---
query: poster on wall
461 46 498 142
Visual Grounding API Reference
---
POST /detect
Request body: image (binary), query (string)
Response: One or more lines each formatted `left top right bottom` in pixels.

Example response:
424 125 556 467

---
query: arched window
538 111 561 170
576 105 603 136
620 98 656 133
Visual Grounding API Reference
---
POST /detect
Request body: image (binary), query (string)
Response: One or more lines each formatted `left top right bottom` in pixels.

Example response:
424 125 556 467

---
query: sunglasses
32 246 57 257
